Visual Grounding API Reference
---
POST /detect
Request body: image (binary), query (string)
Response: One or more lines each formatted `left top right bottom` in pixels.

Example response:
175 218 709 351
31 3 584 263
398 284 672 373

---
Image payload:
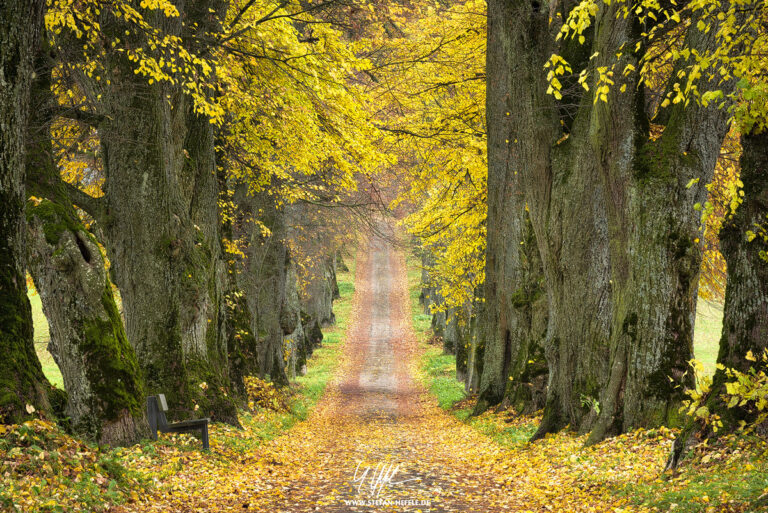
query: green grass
616 435 768 512
29 292 50 343
28 291 63 389
693 298 723 377
466 415 539 447
407 251 538 447
421 350 466 409
406 252 465 408
406 257 432 340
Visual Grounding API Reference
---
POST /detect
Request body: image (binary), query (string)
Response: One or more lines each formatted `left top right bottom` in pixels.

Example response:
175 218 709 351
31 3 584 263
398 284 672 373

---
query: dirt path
237 235 511 512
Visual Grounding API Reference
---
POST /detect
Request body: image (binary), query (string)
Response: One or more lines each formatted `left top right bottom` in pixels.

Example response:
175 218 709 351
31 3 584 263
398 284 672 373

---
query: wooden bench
146 394 210 450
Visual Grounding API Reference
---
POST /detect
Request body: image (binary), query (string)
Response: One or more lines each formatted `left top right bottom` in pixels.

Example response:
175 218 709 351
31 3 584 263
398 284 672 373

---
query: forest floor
3 237 767 512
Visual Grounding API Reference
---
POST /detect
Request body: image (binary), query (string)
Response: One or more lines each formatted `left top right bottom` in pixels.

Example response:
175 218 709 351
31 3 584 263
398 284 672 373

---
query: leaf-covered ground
3 240 767 512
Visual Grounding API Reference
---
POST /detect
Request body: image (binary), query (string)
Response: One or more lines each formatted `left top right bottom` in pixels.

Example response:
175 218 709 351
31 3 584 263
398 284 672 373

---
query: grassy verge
406 253 465 407
617 434 768 512
407 252 537 446
27 291 63 389
2 255 357 512
693 298 724 377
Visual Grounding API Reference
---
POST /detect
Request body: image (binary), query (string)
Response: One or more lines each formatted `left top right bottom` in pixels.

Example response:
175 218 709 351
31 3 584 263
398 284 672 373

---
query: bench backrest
147 394 169 433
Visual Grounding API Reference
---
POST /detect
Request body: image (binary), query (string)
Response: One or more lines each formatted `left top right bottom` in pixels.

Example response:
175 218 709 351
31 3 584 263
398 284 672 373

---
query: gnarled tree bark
24 46 148 444
0 0 62 424
491 0 730 441
588 10 733 444
667 129 768 469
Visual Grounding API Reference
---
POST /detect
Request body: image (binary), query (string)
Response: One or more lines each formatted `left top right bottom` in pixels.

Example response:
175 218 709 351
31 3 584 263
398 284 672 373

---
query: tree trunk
443 308 459 355
24 49 148 444
336 250 349 273
475 16 550 411
465 308 483 394
475 0 531 412
233 186 291 386
330 254 340 300
0 0 60 424
283 259 308 378
667 129 768 469
300 256 337 329
455 311 469 385
27 201 148 443
420 251 436 315
95 7 237 422
492 0 729 441
500 222 548 415
431 309 447 342
490 0 612 437
220 176 259 400
704 130 768 430
715 130 768 383
588 12 733 444
224 284 259 399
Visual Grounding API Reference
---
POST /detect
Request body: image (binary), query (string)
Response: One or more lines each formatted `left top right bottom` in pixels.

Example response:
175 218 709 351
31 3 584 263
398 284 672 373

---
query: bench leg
201 424 209 450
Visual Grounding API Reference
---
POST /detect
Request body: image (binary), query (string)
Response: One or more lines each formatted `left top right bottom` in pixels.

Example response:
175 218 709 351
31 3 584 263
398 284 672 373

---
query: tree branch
63 180 106 222
53 105 105 128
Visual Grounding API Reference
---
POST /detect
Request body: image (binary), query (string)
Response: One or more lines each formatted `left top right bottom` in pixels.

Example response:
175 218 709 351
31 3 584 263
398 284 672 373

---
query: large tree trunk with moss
90 7 236 422
102 100 236 423
499 223 548 415
220 173 259 398
23 52 147 444
491 0 612 439
224 282 258 399
587 12 732 444
494 0 729 441
27 201 148 444
0 0 61 424
714 130 768 392
476 0 556 418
